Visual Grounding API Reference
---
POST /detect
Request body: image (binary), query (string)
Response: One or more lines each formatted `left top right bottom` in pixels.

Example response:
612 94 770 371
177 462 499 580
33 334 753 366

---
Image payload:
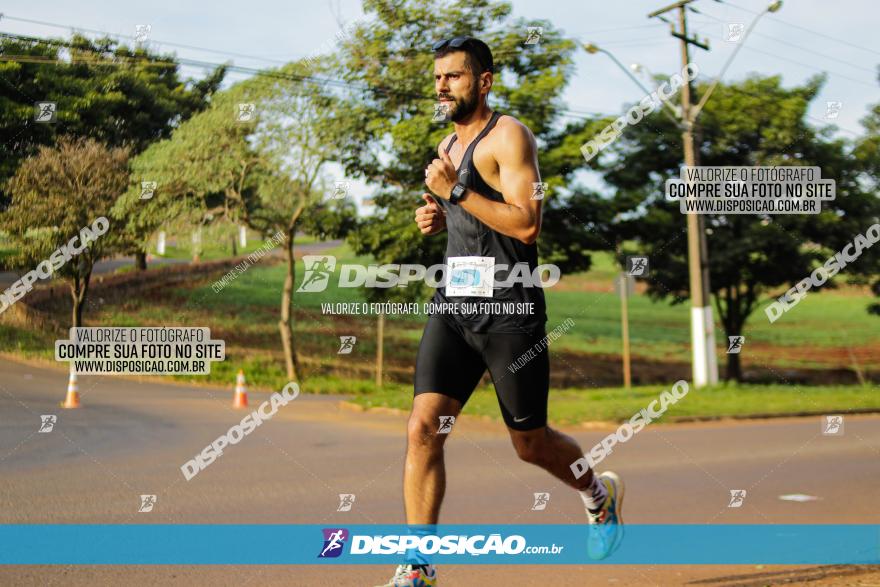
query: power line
0 13 678 77
695 9 878 76
0 31 434 105
0 13 298 67
718 0 880 57
707 38 877 88
22 10 866 133
0 31 609 123
668 18 877 89
0 14 617 121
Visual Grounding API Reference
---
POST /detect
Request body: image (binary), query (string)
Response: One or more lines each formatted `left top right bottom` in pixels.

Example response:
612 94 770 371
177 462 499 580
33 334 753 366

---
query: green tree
115 59 356 380
852 67 880 316
0 32 225 267
2 137 129 327
598 74 880 381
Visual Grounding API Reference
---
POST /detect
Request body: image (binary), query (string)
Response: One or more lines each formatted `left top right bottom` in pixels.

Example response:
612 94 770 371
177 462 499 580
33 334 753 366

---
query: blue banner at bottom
1 524 878 565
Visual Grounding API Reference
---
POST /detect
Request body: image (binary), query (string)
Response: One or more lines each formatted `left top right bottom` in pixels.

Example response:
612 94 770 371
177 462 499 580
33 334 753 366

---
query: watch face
452 183 466 199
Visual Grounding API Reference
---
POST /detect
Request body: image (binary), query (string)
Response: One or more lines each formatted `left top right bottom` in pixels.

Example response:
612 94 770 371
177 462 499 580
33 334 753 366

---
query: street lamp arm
583 43 684 129
692 3 780 120
602 47 657 98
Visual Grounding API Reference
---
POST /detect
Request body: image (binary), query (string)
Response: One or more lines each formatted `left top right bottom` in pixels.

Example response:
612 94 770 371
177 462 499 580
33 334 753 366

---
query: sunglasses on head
431 36 493 73
431 36 472 52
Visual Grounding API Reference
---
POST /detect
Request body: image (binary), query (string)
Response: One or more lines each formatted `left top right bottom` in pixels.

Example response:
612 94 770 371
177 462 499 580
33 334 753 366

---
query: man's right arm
414 136 454 236
415 193 446 235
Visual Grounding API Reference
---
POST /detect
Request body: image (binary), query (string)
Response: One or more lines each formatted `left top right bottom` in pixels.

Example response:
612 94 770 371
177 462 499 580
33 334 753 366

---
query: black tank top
432 111 548 334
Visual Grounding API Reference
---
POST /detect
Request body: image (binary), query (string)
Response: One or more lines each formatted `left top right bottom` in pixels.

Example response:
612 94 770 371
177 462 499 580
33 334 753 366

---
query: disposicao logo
318 528 349 558
297 255 559 292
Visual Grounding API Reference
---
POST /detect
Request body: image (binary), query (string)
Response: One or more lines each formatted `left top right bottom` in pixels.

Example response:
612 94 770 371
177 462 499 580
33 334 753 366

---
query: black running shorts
414 314 549 431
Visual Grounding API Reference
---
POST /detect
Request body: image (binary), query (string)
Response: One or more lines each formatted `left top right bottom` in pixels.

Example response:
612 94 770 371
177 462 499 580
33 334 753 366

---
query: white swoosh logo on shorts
513 415 531 423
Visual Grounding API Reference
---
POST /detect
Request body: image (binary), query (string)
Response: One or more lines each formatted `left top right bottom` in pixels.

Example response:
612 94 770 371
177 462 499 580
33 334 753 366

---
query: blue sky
3 0 877 204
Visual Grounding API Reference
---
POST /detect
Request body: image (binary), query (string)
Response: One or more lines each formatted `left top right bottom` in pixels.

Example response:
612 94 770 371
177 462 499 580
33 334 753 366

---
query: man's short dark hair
432 37 494 75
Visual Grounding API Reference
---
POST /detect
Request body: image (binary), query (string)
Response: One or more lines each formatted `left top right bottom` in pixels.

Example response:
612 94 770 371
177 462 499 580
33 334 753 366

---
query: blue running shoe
586 471 625 560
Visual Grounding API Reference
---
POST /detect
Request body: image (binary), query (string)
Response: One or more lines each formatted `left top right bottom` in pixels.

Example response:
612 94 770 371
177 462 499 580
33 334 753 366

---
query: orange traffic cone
233 370 248 408
62 368 80 409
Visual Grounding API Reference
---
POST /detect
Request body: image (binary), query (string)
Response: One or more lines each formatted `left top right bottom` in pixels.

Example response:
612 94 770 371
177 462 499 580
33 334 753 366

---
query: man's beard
442 84 480 123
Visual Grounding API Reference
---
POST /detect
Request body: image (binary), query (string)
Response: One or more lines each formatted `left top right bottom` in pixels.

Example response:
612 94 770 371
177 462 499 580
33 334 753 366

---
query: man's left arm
425 122 542 244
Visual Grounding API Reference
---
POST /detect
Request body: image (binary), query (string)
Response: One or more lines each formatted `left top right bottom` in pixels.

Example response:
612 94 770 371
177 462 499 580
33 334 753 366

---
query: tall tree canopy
598 74 880 380
0 33 225 206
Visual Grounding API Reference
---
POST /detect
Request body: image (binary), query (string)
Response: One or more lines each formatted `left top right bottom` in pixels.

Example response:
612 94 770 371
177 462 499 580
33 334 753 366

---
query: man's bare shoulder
492 114 535 143
491 114 537 155
437 132 456 156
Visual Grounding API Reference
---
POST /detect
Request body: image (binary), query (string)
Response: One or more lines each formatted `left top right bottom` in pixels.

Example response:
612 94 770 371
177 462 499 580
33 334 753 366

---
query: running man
321 529 346 558
300 256 333 290
377 37 624 587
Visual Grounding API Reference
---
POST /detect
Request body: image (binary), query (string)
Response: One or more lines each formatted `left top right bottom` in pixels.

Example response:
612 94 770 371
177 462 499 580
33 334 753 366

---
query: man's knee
512 431 548 466
407 413 445 452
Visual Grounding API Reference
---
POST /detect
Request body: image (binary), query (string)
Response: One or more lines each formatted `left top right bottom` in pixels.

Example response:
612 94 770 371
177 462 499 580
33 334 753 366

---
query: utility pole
615 240 633 390
619 273 632 390
649 0 718 387
583 0 780 387
375 312 385 388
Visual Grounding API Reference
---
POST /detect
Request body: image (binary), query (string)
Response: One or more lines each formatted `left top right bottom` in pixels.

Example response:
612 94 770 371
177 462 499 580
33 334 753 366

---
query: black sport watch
449 182 468 205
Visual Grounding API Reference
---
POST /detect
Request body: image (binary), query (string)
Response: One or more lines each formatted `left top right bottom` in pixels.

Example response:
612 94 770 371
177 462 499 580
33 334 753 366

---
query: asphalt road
0 357 878 586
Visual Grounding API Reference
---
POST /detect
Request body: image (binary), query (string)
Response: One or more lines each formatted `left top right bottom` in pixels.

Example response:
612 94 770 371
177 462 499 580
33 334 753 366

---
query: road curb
4 353 879 427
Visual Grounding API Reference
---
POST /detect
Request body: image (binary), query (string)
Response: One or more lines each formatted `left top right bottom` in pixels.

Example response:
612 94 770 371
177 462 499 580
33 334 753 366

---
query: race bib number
446 256 494 298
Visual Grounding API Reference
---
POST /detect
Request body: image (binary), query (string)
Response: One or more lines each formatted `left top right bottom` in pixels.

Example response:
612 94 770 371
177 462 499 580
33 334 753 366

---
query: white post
157 231 166 255
192 228 202 263
691 306 719 386
239 226 247 248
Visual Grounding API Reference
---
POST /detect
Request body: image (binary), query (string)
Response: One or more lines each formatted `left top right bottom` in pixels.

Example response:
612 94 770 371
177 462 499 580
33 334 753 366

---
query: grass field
212 242 880 370
1 240 877 423
347 380 878 425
